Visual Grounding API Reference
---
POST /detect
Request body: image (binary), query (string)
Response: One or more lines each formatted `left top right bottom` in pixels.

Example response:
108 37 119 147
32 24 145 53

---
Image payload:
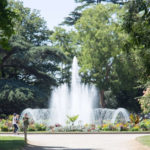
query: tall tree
122 0 150 82
76 4 126 107
9 1 52 46
0 1 69 114
111 53 141 111
122 0 150 112
62 0 127 25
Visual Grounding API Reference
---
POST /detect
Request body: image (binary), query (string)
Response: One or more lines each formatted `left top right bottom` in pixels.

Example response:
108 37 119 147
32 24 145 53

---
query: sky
21 0 78 30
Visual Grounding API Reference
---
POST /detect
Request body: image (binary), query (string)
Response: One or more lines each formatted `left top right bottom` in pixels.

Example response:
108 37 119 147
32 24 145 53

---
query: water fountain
20 57 130 125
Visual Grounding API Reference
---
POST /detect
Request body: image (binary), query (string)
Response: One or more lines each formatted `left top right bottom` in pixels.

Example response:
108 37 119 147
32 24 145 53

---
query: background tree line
0 0 150 115
0 0 70 115
61 0 150 113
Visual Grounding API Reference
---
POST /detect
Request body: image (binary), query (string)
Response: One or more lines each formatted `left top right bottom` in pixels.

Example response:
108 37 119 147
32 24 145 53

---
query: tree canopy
75 3 141 111
0 0 150 115
0 0 69 114
0 0 17 48
122 0 150 82
75 4 123 107
62 0 127 25
121 0 150 113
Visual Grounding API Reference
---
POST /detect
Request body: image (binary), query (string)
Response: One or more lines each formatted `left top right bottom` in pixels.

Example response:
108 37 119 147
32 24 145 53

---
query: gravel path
1 133 149 150
21 134 150 150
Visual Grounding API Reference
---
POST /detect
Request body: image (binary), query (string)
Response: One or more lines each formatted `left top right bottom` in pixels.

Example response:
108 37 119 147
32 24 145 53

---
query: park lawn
0 136 25 150
137 135 150 148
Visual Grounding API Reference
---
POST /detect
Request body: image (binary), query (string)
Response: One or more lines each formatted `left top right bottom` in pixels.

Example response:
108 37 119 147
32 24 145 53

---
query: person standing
23 113 29 143
12 113 18 134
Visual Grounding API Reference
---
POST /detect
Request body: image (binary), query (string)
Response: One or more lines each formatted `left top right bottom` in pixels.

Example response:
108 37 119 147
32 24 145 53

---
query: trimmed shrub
27 124 36 131
130 125 140 131
1 125 9 131
35 123 47 131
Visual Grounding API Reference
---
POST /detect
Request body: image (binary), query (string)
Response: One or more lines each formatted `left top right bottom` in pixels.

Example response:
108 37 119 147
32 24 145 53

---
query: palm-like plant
66 115 79 126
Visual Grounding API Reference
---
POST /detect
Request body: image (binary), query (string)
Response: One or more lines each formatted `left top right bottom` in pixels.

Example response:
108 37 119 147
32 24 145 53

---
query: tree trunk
24 127 27 143
0 65 5 78
100 90 105 108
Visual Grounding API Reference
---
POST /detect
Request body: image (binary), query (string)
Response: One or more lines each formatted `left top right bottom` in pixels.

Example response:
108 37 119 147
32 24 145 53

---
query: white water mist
20 57 130 125
49 57 97 125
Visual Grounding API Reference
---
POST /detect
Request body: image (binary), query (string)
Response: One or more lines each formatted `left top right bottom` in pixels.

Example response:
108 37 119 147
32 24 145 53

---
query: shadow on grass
24 144 102 150
0 139 25 150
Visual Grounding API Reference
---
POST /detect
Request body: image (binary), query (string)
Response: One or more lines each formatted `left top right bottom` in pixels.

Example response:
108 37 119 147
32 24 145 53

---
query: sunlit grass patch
137 135 150 147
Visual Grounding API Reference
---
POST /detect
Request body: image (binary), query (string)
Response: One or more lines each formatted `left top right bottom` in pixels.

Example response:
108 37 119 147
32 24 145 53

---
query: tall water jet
49 57 97 125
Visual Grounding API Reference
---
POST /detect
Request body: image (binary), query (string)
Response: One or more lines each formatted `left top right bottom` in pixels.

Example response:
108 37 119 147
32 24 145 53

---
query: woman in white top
12 113 18 133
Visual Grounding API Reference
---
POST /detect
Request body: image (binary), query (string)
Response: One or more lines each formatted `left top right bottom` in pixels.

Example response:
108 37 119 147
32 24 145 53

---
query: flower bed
46 121 150 133
0 115 47 132
1 115 150 133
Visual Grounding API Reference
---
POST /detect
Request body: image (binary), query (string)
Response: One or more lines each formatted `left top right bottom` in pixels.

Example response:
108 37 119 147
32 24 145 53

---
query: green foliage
104 90 117 108
139 86 150 114
0 1 67 87
67 115 79 125
0 0 18 48
0 114 7 119
50 27 77 83
111 53 141 111
122 0 150 81
1 115 150 132
74 3 142 110
62 0 125 25
27 124 36 131
8 115 13 121
75 4 130 107
130 125 140 131
76 4 123 88
123 0 150 48
1 0 149 115
0 1 70 115
139 120 150 131
129 114 140 124
102 124 111 131
35 123 47 131
0 79 48 114
0 136 25 150
9 0 52 46
50 27 77 58
1 125 9 131
0 1 69 86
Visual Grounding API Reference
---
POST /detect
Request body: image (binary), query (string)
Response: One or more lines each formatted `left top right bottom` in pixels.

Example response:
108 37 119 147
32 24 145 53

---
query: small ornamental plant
27 124 36 131
130 125 140 131
139 119 150 131
130 114 140 124
102 124 110 131
1 125 9 131
35 123 47 131
66 115 79 126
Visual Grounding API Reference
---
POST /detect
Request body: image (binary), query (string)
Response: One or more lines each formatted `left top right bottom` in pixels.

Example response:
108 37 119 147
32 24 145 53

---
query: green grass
137 135 150 147
0 136 25 150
